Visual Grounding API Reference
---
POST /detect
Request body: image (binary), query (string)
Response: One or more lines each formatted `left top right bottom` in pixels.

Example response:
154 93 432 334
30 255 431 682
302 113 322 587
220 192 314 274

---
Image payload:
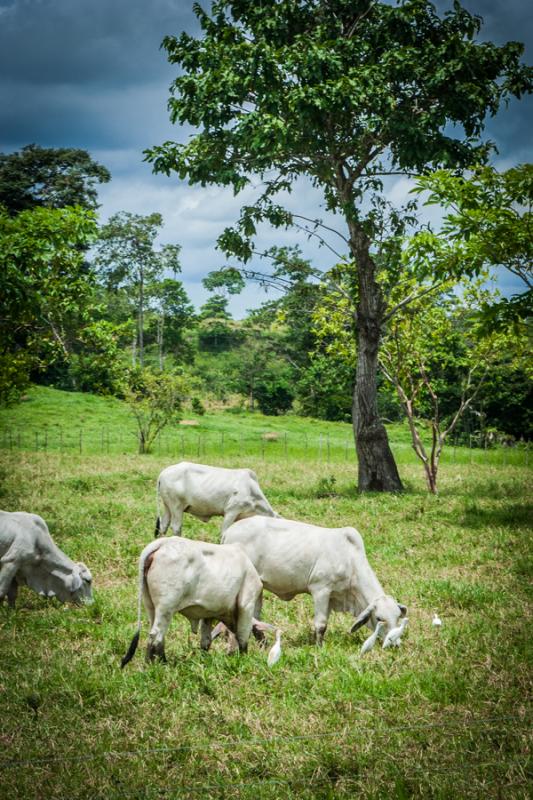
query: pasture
0 391 531 799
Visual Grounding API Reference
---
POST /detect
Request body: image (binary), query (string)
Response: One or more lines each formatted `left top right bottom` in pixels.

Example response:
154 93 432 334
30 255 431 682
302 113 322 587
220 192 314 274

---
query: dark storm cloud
0 0 196 87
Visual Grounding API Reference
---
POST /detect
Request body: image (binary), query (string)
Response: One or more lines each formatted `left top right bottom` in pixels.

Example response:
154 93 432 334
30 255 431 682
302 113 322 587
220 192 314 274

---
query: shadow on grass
459 503 532 531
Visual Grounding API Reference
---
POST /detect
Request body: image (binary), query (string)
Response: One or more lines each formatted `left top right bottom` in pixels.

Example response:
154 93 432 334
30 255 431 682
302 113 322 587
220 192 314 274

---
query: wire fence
0 712 529 768
0 424 530 467
0 714 529 799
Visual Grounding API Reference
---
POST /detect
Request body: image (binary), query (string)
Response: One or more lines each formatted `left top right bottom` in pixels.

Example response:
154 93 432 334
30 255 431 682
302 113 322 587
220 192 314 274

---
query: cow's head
351 595 407 636
27 561 93 605
68 562 93 604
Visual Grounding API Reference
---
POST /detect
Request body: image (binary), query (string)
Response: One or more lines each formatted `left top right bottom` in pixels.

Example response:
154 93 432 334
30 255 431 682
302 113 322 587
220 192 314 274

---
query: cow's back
145 536 260 617
0 510 49 556
223 516 356 596
158 462 265 518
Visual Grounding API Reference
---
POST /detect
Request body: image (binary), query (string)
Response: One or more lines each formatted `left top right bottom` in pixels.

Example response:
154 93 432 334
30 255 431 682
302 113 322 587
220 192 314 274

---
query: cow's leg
252 593 266 644
7 579 18 609
169 505 184 536
0 561 19 604
310 587 331 646
146 608 171 663
190 619 199 634
235 606 254 654
199 619 213 651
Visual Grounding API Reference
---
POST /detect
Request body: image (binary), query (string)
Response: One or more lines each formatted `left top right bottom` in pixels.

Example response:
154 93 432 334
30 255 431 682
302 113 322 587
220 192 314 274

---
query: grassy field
0 389 531 799
0 385 527 468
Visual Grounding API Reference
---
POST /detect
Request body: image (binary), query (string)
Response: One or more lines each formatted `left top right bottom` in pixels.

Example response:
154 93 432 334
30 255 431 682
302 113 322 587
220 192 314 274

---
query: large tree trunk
351 228 403 492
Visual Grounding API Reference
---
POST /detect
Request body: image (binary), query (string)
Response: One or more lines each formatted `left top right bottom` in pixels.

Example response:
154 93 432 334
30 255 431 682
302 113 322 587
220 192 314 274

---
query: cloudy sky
1 0 531 315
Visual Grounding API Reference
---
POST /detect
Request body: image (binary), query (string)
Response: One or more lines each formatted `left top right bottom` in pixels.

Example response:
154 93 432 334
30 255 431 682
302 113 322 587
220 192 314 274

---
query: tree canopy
0 204 98 403
0 144 110 215
407 164 533 330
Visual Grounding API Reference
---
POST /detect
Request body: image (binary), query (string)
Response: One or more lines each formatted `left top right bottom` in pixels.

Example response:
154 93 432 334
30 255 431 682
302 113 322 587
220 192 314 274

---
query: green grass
0 388 532 799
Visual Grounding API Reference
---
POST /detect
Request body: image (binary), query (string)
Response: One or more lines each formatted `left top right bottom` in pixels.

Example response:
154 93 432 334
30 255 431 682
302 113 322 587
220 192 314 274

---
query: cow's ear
68 571 82 592
78 562 92 581
398 603 407 617
351 604 374 633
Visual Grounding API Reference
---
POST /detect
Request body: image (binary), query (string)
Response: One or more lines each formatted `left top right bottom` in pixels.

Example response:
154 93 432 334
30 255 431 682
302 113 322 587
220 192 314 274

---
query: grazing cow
121 535 264 666
222 516 407 646
0 511 93 607
155 461 277 537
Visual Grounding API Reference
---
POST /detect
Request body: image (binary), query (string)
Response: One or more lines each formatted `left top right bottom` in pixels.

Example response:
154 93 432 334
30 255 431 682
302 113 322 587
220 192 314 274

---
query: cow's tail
121 540 161 669
154 479 162 537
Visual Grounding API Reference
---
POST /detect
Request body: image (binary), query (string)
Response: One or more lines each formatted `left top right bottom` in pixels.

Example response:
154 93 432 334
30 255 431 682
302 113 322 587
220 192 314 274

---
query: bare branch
291 214 350 245
291 221 345 260
383 281 446 322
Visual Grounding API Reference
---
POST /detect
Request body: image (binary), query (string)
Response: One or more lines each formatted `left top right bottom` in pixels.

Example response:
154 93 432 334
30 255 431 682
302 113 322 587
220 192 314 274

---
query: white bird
382 617 409 649
432 613 442 627
360 620 386 655
267 629 282 666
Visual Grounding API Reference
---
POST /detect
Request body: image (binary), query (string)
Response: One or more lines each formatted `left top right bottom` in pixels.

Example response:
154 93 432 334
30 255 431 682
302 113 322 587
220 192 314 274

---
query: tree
0 205 98 403
147 0 531 491
0 144 110 215
94 213 181 368
407 164 533 330
149 277 195 368
379 280 512 493
125 368 187 454
69 320 130 396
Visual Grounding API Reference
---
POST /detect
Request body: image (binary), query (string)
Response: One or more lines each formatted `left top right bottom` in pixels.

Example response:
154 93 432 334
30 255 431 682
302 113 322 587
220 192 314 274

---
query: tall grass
0 389 531 798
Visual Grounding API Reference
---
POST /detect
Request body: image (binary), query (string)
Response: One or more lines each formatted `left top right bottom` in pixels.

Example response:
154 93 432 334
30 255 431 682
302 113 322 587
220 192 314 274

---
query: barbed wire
0 713 529 769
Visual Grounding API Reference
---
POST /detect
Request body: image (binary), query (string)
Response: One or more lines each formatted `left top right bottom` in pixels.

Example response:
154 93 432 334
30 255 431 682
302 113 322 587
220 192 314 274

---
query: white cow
222 516 407 646
121 535 264 666
155 461 277 536
0 511 93 607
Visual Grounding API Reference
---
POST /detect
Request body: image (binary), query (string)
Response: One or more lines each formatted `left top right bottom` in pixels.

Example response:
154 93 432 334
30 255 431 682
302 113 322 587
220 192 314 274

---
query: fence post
79 429 83 454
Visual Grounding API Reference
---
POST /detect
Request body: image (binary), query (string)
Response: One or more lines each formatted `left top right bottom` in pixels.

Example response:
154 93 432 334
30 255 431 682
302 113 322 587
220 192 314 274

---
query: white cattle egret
432 613 442 627
360 620 386 655
382 617 409 649
267 629 282 666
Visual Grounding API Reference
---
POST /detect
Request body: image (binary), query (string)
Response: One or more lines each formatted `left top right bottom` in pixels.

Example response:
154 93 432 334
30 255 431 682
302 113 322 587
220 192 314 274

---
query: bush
255 378 294 416
191 396 206 416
